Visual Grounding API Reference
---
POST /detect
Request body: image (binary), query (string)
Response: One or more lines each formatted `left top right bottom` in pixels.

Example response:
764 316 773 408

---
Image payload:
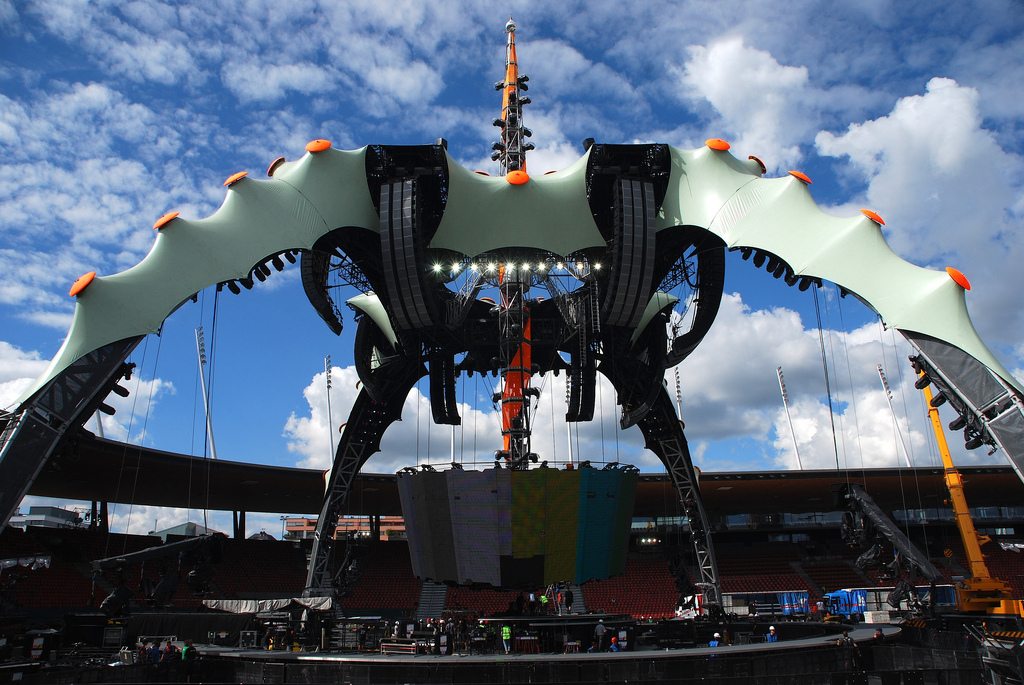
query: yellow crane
918 371 1024 616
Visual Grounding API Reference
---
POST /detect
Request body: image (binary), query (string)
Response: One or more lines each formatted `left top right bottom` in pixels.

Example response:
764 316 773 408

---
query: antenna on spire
491 17 534 175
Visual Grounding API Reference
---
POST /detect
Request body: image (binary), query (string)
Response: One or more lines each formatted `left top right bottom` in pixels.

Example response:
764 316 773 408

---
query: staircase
416 581 448 620
563 584 586 614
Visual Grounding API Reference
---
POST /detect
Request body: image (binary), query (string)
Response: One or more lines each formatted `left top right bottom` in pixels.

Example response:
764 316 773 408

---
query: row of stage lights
430 259 602 277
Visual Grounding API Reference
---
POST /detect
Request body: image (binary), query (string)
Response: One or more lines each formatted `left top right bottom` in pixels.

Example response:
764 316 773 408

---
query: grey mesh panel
989 410 1024 482
906 332 1010 409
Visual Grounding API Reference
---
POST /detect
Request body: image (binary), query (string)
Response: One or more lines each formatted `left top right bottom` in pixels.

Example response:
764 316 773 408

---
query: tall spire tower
489 19 538 470
491 18 534 174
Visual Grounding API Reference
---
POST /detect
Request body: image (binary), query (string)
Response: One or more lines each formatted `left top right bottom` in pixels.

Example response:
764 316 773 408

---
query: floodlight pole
877 365 913 468
674 367 683 419
196 327 217 460
776 366 801 469
326 356 335 461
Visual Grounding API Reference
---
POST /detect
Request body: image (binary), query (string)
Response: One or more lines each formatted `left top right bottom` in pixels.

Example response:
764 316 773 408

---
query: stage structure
2 20 1023 607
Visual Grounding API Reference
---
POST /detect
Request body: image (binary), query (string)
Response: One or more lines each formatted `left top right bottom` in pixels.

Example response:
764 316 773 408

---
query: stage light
930 392 947 407
949 415 968 431
433 264 442 273
271 256 284 271
965 436 984 450
594 263 601 270
914 375 931 390
227 281 241 295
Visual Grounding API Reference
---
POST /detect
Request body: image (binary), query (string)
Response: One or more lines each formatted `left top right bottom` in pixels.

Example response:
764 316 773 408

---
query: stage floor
209 623 898 663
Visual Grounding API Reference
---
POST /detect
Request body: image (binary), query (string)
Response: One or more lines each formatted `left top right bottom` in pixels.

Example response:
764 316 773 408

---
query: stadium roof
29 432 1024 518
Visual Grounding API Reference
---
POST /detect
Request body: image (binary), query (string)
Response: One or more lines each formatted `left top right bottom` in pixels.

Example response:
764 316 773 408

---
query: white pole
776 366 802 469
877 365 913 468
196 327 217 460
326 356 335 460
674 367 683 418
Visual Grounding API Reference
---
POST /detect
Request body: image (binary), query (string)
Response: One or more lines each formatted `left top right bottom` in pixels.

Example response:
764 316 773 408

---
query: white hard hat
769 626 775 630
714 632 721 638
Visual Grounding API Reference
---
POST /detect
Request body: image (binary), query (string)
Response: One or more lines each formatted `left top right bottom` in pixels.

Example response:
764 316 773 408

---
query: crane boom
917 364 1023 616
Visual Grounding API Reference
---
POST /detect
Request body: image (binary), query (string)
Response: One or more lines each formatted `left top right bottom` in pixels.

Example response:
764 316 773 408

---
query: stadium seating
581 558 680 619
445 586 518 617
3 521 1021 620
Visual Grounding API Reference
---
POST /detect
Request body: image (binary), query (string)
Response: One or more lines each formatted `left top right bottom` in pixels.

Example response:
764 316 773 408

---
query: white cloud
675 37 817 169
25 0 199 85
365 62 445 106
0 83 222 328
83 374 175 444
221 60 340 104
815 77 1024 354
0 341 50 411
284 365 503 474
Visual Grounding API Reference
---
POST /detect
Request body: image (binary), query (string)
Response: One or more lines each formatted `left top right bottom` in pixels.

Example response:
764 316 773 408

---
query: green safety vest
502 626 511 639
540 595 548 604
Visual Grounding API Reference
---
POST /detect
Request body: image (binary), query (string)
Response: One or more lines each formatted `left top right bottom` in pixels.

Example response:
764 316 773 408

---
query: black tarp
126 612 256 646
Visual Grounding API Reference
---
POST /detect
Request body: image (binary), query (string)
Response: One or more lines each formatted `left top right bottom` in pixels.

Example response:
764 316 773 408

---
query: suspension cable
115 329 164 548
108 334 151 554
885 323 932 553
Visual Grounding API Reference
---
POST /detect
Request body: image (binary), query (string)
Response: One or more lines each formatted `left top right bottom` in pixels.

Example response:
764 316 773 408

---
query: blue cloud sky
2 1 1022 534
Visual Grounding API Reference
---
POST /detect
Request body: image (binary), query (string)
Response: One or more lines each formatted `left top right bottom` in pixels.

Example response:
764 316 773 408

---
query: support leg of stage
632 387 722 607
305 361 425 595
